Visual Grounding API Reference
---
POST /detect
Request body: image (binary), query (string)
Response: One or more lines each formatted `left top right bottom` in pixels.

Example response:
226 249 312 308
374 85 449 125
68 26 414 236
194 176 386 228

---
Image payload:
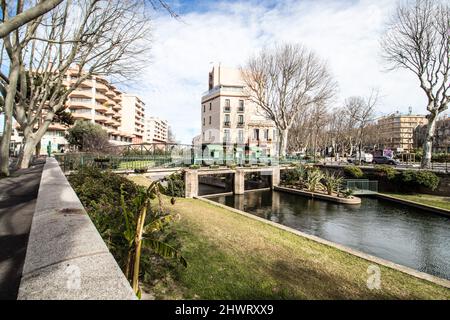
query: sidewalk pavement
0 160 44 300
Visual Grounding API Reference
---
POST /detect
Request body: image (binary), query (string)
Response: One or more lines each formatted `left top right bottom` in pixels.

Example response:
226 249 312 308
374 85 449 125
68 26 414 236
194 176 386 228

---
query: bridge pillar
185 169 199 198
234 169 245 195
272 166 280 188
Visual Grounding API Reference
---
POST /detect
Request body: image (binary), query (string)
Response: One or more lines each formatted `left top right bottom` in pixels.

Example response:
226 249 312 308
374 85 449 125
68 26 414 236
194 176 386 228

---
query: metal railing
344 179 378 194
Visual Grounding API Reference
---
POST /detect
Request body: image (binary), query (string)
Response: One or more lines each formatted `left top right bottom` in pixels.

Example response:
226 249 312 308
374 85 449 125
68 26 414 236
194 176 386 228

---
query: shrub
400 170 440 191
281 165 306 186
209 164 220 169
342 188 354 198
322 171 344 195
344 165 364 179
305 168 324 192
373 165 398 180
164 172 185 197
189 164 200 169
68 167 184 292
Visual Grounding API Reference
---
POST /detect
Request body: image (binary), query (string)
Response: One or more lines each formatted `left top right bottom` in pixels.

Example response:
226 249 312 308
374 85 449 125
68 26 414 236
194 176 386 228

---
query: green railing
54 153 192 172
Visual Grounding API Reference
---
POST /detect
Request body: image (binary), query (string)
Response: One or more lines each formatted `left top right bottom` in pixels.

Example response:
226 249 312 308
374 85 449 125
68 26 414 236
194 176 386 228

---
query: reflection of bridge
344 179 378 195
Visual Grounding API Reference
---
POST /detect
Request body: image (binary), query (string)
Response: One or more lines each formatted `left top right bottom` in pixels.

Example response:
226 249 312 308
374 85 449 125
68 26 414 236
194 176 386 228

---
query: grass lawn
129 176 450 300
383 193 450 211
118 160 155 170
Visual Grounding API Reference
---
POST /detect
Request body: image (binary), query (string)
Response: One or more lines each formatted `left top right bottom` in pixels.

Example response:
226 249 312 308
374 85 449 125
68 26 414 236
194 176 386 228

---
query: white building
120 94 146 143
144 117 168 143
200 65 277 159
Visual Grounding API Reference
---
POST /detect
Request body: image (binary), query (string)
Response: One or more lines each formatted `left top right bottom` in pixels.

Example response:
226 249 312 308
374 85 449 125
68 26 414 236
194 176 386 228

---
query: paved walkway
0 160 44 300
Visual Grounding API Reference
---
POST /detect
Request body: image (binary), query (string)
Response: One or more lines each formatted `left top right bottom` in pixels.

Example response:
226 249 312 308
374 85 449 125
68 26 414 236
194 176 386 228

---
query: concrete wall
18 158 136 300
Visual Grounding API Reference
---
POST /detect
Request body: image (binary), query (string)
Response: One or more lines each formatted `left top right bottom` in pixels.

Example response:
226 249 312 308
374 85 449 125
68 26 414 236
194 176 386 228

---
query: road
0 160 44 300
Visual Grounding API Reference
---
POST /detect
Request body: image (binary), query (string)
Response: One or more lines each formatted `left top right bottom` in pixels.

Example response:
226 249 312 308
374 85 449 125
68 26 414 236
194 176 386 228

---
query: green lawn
129 176 450 300
118 160 155 170
383 193 450 211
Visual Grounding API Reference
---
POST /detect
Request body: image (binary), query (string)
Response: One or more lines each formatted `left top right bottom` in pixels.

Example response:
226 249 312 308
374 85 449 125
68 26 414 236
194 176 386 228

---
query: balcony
223 121 231 127
223 107 231 113
237 122 244 128
237 107 244 113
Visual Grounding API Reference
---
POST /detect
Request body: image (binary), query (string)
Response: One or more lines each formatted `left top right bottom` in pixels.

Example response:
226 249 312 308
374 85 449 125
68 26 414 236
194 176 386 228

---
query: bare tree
241 43 337 157
343 91 378 161
0 0 153 171
381 0 449 168
0 0 64 38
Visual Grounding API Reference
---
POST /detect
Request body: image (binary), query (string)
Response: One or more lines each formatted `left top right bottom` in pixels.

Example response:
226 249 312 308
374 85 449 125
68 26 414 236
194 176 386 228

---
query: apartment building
121 94 146 144
42 68 141 153
200 65 277 158
414 116 450 153
376 112 428 152
144 117 168 143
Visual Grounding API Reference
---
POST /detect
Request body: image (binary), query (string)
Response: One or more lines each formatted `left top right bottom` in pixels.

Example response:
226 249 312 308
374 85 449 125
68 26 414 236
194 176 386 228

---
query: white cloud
129 0 428 144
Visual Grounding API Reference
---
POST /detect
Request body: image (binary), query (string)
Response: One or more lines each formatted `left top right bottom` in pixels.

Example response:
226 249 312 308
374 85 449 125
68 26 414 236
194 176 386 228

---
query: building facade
200 65 277 160
120 94 146 144
42 68 148 153
376 113 428 152
144 117 168 143
414 116 450 153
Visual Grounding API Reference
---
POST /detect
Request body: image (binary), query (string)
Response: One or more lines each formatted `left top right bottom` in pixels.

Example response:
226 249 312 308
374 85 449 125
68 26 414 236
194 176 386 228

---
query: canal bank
206 190 450 283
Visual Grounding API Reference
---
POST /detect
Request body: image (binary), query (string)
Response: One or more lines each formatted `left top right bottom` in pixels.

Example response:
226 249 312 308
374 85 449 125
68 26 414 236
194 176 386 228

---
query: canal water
207 190 450 280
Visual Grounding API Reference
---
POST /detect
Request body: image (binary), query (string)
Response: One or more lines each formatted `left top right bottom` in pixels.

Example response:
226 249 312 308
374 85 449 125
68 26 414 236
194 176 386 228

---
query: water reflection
208 190 450 280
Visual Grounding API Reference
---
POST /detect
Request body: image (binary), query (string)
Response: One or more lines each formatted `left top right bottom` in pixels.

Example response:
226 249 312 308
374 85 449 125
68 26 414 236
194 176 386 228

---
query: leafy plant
189 164 200 169
164 171 185 198
342 188 354 198
68 167 186 297
305 168 324 192
344 165 364 179
322 171 344 195
281 165 306 186
119 181 186 296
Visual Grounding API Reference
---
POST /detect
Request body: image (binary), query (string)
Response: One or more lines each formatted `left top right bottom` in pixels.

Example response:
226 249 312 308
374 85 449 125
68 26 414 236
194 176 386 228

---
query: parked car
372 156 399 165
347 153 373 164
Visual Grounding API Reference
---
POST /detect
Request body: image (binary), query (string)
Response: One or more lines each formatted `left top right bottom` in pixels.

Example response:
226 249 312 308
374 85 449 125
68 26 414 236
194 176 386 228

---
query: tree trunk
278 128 289 158
0 59 20 176
421 113 438 169
17 136 36 169
16 118 52 169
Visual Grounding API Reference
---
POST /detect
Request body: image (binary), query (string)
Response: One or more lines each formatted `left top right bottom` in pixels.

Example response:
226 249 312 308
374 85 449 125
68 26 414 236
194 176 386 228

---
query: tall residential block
377 112 428 152
120 94 146 144
144 117 168 143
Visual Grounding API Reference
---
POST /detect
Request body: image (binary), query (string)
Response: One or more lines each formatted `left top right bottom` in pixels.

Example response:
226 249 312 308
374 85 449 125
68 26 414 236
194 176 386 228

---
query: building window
238 115 244 124
254 129 259 140
203 118 205 126
203 105 205 112
238 130 244 143
209 103 212 110
209 116 211 125
224 129 230 142
264 129 269 140
238 100 244 112
225 99 230 107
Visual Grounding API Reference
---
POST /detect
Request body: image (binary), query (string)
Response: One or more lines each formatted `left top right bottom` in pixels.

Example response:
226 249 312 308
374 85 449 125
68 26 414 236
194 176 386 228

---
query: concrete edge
275 186 362 204
376 194 450 217
18 158 136 300
195 196 450 290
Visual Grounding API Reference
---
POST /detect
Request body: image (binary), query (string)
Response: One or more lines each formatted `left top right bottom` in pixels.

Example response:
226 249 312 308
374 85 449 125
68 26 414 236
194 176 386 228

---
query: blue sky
126 0 428 143
1 0 431 142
